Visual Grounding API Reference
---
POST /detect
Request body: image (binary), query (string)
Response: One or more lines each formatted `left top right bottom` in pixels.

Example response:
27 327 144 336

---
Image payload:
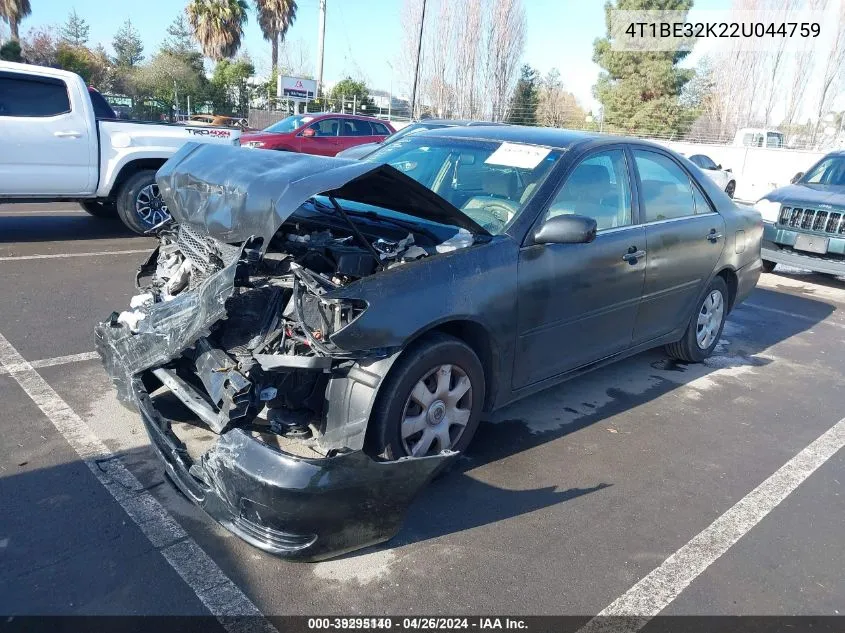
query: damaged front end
95 144 478 560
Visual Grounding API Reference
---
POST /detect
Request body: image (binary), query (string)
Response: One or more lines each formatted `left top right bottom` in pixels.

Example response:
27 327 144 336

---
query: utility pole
316 0 327 100
409 0 427 121
387 60 393 121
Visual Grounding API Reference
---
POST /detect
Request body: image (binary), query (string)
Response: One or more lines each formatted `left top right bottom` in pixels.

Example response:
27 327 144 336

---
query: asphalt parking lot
2 203 844 626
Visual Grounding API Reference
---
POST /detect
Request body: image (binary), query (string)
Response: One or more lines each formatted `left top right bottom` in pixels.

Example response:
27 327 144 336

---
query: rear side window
691 184 714 214
690 154 717 170
88 89 117 119
633 150 696 222
339 119 373 136
0 73 71 117
372 122 390 135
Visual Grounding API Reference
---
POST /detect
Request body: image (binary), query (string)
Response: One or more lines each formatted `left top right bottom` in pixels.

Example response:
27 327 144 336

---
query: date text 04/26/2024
306 618 528 630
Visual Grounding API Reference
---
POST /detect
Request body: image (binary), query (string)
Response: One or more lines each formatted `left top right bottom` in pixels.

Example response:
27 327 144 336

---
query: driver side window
544 149 632 231
308 118 339 136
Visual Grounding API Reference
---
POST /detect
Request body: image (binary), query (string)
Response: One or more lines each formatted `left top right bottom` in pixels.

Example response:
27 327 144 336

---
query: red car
240 113 395 156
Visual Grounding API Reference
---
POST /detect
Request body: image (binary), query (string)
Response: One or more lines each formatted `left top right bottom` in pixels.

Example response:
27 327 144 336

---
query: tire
368 333 485 461
762 259 777 273
665 276 729 363
116 169 169 235
79 199 117 218
725 181 736 198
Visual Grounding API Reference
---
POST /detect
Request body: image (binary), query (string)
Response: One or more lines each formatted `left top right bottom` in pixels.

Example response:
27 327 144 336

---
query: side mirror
790 172 804 184
533 214 597 245
716 164 722 170
302 127 316 138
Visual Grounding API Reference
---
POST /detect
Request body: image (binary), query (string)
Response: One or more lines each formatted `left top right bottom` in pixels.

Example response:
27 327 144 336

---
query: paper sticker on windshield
485 143 551 169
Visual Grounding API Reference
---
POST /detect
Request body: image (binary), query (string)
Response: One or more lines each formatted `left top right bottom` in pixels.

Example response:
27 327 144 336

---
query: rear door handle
622 247 646 264
706 229 723 242
54 130 82 138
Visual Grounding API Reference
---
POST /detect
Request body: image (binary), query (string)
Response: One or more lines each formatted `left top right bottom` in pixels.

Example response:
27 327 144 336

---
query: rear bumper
133 378 456 561
762 222 845 275
734 257 762 307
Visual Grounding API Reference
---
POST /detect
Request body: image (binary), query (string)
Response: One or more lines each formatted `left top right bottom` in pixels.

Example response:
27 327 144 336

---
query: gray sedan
97 126 763 560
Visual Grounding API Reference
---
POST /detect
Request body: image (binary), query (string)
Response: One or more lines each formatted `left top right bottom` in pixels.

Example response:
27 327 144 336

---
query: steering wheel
464 202 515 233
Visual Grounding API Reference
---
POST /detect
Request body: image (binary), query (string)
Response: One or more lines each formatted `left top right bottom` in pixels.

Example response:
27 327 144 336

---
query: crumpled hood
156 142 488 245
764 183 845 209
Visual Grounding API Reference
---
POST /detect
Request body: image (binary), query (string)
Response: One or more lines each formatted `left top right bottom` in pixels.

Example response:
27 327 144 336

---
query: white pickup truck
0 61 242 234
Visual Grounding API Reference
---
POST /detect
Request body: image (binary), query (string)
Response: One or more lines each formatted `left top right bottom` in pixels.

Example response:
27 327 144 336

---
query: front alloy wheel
401 364 473 456
117 169 170 235
135 183 170 228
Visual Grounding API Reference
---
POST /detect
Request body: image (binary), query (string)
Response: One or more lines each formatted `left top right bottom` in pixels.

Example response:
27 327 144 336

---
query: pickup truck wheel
116 170 169 235
665 276 728 363
725 181 736 198
79 200 117 218
368 333 485 461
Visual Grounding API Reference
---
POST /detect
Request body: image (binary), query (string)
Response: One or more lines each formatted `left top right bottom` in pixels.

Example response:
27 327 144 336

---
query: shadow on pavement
765 268 845 289
391 285 833 549
0 215 138 243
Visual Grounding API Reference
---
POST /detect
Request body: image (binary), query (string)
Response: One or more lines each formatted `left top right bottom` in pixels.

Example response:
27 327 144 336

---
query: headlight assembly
754 198 781 223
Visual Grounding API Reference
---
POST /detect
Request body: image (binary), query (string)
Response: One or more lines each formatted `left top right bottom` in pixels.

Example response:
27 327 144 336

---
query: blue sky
16 0 734 111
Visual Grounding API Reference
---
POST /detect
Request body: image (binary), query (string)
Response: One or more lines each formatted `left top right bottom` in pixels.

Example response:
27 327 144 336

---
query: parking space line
0 330 276 632
0 249 150 262
578 415 845 632
741 302 845 330
0 351 99 375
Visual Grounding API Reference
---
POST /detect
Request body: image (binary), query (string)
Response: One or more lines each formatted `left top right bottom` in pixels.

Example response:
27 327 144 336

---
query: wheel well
110 159 167 201
717 268 738 311
430 320 498 411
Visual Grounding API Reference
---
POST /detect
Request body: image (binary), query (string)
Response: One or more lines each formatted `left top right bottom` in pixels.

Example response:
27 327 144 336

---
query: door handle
54 130 82 138
706 230 723 242
622 247 646 264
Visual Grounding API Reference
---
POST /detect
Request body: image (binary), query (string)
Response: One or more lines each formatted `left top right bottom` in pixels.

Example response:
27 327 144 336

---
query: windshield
384 123 448 145
365 136 561 234
801 156 845 186
264 114 314 134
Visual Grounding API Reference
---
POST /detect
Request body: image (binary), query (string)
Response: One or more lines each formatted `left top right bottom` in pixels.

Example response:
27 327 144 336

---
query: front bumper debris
133 377 456 560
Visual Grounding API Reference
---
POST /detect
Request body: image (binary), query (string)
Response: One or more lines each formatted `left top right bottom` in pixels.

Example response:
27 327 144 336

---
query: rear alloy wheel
762 259 777 273
665 276 729 363
368 333 485 461
725 181 736 198
116 169 170 235
80 199 117 218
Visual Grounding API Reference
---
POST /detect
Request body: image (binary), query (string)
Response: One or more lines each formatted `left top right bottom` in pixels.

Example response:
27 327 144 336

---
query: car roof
415 119 506 127
306 112 390 123
413 124 669 152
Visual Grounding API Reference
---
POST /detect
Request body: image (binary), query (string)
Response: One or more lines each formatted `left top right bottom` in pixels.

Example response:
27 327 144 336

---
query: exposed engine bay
93 143 487 559
106 202 474 454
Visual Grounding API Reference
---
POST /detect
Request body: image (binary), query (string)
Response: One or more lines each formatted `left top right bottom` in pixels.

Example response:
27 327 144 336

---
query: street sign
278 76 316 101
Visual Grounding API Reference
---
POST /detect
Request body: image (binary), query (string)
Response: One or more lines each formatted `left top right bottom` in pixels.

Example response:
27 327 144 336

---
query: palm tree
255 0 297 72
1 0 32 41
185 0 249 61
